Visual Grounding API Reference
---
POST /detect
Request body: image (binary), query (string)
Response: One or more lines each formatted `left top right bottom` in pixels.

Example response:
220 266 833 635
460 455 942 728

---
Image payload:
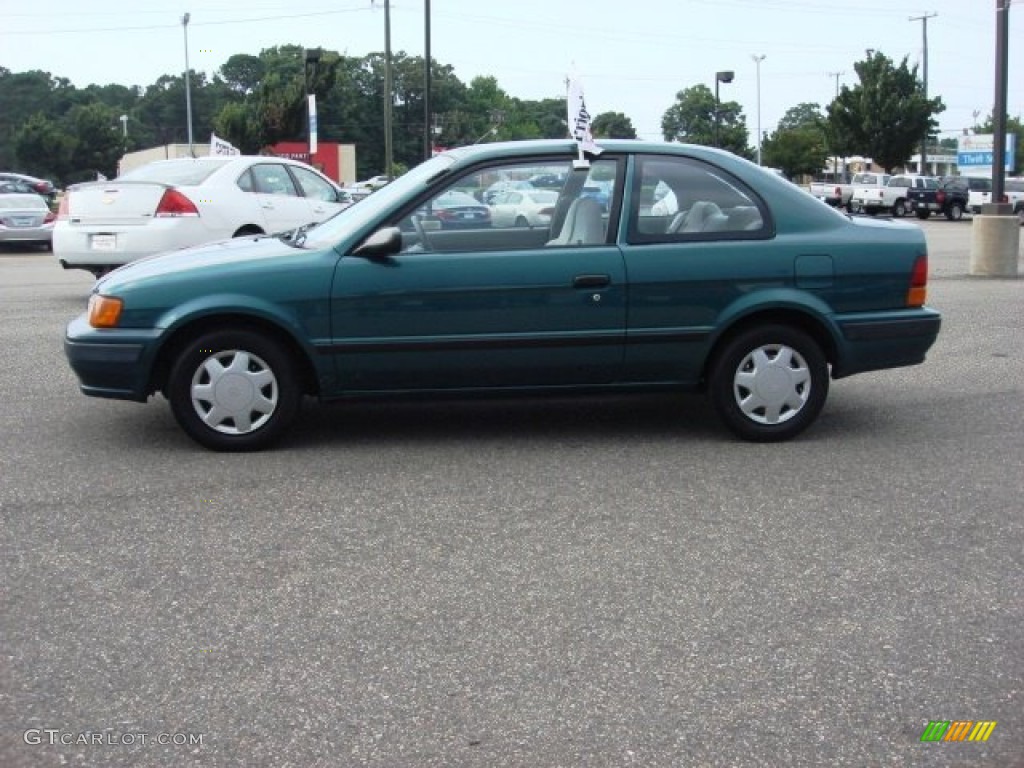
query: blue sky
3 0 1022 144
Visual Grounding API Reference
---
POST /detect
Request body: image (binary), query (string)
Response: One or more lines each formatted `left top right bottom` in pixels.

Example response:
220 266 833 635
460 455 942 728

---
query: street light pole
423 0 432 161
991 0 1010 208
383 0 393 180
182 13 194 157
828 71 844 183
714 70 734 148
751 55 766 165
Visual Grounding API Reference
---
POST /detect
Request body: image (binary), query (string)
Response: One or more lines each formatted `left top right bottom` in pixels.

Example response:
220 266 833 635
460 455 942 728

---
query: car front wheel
167 329 300 451
709 325 829 442
945 203 964 221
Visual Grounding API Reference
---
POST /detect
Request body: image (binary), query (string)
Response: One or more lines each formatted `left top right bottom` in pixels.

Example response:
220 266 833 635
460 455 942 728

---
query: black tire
945 203 964 221
915 210 930 220
167 329 300 451
892 199 907 218
709 325 829 442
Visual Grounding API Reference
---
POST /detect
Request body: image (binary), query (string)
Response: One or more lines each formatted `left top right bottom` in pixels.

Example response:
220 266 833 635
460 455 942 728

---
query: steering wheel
411 214 434 252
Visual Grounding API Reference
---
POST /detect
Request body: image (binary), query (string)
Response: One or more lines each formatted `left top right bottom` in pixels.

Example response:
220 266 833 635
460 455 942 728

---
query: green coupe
65 140 941 450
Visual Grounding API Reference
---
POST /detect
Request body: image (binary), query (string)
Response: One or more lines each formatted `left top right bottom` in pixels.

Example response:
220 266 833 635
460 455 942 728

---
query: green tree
12 113 76 181
661 84 749 157
827 51 944 172
592 111 637 139
0 68 78 170
976 114 1023 175
220 54 266 95
66 102 124 181
761 103 828 178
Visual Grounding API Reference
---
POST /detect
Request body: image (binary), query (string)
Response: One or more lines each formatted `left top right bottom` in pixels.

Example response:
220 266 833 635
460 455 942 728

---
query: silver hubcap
733 344 811 425
190 350 278 435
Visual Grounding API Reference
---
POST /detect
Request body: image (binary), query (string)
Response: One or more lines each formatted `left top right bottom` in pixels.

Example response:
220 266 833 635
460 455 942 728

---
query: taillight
56 194 69 220
834 186 841 196
155 189 199 217
44 211 56 224
935 190 946 205
907 254 928 307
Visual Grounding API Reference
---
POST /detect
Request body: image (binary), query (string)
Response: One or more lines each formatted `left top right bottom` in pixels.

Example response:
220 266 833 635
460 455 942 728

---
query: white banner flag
566 69 602 157
210 133 240 156
308 94 318 155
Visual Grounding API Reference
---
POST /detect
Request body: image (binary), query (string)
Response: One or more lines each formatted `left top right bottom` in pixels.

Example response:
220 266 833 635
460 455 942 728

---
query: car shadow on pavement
286 392 725 448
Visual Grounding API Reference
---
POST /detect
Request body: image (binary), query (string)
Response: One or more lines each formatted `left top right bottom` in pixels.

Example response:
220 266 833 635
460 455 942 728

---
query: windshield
300 153 457 249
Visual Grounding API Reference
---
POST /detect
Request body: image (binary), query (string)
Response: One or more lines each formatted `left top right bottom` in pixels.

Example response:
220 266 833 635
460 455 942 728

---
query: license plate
12 218 33 227
91 234 117 251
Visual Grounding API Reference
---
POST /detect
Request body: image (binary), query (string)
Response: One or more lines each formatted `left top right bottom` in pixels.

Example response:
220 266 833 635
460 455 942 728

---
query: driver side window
394 159 617 254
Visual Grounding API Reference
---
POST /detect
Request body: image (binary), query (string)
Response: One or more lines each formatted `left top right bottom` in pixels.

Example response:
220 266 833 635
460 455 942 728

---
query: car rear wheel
709 325 829 442
915 210 930 220
946 203 964 221
892 199 907 217
167 329 300 451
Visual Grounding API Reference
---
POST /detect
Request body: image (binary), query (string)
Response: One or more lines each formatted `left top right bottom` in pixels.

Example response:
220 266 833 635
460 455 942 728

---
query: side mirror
351 226 402 259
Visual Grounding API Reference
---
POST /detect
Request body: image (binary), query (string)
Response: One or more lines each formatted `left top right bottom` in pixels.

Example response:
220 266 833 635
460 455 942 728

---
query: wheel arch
148 313 321 398
703 307 839 387
232 224 265 237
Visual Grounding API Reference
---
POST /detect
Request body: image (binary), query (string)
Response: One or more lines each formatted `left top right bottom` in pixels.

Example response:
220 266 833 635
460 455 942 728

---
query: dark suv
935 177 991 221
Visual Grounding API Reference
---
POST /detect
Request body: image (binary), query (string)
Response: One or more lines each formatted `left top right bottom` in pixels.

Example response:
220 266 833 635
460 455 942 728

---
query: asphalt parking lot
2 219 1022 767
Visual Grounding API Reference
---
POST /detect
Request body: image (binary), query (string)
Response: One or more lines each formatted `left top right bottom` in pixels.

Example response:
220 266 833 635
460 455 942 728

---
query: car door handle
573 274 611 289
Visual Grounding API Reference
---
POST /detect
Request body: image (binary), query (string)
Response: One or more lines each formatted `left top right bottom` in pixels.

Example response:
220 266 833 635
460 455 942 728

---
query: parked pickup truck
1007 178 1024 225
909 176 995 221
809 172 889 211
851 174 936 217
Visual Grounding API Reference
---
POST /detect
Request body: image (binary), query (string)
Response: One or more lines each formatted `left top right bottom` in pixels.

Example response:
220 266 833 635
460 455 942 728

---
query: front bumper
64 314 163 401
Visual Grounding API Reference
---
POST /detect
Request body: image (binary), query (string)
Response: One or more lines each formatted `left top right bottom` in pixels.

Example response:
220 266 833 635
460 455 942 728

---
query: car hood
97 234 305 288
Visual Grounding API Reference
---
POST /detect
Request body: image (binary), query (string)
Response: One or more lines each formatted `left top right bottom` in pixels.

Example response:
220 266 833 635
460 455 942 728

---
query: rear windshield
119 159 234 186
0 194 46 209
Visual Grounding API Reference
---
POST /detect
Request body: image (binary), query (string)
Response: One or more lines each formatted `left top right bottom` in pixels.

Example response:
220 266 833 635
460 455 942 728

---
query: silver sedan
0 193 55 250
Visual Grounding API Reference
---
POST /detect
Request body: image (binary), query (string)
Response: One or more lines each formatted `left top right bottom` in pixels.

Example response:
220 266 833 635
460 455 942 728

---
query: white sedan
488 188 559 228
54 156 350 277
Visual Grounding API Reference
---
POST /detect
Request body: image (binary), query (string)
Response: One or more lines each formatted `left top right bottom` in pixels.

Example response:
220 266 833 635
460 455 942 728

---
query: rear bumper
64 314 162 401
53 219 218 270
833 308 942 378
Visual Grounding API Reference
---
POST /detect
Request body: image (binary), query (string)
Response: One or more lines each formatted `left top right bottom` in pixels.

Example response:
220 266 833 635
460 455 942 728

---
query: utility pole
827 71 844 182
909 12 938 176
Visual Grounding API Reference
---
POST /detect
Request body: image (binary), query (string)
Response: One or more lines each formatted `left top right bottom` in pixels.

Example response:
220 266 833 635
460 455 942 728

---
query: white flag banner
308 94 318 155
210 133 240 156
566 69 603 159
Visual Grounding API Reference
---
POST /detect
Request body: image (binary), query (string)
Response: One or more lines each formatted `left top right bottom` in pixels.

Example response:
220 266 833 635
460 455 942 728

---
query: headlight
87 294 124 328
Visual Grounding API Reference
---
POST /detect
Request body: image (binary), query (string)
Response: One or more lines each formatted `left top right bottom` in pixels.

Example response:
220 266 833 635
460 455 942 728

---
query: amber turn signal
88 295 124 328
